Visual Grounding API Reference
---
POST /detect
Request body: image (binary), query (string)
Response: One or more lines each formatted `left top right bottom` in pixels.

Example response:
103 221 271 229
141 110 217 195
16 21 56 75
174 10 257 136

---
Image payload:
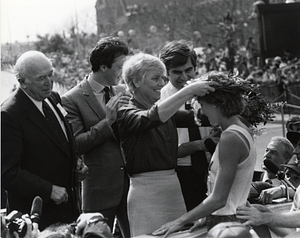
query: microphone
204 138 216 154
263 159 296 191
263 159 279 175
30 196 43 224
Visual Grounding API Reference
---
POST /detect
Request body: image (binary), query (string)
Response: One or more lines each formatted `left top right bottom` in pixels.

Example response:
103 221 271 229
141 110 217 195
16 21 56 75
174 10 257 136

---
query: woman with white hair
117 53 216 236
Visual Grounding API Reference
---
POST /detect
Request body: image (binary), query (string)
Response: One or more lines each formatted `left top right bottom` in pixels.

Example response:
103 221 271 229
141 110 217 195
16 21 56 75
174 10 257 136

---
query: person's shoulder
225 124 251 135
1 88 23 113
160 82 175 99
62 82 86 99
221 125 253 151
221 125 248 142
50 91 62 104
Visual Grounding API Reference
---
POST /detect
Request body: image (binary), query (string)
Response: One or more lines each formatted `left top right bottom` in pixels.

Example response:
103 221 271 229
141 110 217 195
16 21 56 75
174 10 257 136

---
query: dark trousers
86 176 130 238
176 166 207 211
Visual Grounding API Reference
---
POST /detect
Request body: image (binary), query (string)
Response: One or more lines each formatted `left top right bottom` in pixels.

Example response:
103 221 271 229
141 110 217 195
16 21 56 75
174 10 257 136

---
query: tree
35 34 74 54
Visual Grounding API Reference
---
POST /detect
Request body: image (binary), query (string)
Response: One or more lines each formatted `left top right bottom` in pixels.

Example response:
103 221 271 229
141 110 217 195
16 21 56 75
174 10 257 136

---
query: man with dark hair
286 116 300 147
61 36 131 237
1 51 88 230
159 40 220 211
286 116 300 133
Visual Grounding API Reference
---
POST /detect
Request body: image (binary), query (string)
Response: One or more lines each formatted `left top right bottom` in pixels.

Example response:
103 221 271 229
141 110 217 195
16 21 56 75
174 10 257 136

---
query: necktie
42 100 69 149
185 102 208 174
103 87 120 140
103 86 111 104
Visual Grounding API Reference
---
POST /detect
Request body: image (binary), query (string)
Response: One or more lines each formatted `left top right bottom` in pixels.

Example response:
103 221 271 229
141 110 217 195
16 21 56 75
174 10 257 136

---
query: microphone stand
277 171 295 202
280 180 292 202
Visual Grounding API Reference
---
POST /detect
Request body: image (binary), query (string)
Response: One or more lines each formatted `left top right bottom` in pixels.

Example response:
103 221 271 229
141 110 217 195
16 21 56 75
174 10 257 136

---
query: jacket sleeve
117 104 162 135
61 94 115 155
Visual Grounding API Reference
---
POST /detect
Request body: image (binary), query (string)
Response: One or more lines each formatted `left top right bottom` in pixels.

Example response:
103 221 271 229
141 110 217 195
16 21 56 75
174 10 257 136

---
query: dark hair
198 71 276 128
198 71 246 118
89 36 129 72
159 40 197 73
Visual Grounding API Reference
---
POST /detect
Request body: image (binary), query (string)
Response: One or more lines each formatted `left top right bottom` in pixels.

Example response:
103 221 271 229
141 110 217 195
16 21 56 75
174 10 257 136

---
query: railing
259 82 300 114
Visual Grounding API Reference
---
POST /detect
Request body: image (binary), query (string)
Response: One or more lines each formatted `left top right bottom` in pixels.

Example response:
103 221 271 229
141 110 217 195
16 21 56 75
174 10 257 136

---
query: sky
1 0 97 44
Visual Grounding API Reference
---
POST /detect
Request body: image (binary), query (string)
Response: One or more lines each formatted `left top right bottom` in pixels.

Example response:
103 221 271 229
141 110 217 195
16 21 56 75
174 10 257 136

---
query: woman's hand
152 219 185 238
189 79 217 97
117 91 132 109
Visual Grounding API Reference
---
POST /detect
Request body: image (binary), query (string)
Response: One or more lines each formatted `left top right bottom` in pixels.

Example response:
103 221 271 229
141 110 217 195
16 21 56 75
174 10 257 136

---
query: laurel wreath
197 72 281 129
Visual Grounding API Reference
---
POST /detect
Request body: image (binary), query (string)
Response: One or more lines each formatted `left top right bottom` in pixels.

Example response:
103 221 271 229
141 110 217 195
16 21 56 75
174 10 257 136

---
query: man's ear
18 78 26 88
100 65 107 72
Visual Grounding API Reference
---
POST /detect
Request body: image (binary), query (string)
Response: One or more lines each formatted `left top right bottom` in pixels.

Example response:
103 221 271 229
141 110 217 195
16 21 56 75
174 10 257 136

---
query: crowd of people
1 36 300 238
2 37 300 91
195 40 300 87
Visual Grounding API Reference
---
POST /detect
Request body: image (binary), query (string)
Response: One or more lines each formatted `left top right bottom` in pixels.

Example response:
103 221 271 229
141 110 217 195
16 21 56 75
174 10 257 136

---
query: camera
4 196 43 238
5 210 28 237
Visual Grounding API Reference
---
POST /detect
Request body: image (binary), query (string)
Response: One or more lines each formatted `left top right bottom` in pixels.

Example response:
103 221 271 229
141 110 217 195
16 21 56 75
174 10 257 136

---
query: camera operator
2 211 113 238
35 213 112 238
1 213 39 238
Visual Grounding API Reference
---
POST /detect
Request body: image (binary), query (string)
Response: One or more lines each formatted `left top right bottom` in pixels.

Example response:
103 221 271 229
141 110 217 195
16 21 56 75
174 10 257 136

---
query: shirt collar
20 88 43 113
166 82 179 94
87 74 105 93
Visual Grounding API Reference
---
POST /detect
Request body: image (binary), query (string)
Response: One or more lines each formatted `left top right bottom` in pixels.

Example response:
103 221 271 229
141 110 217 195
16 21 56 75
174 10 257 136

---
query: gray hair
270 136 294 163
14 51 52 81
122 53 166 93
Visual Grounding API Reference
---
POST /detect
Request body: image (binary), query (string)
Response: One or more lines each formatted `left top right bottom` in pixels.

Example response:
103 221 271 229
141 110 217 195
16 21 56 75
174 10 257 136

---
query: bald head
15 51 52 80
15 51 54 101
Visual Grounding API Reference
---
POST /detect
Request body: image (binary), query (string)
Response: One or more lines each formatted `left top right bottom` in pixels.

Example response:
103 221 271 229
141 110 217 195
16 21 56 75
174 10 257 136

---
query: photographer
2 211 113 238
1 213 39 238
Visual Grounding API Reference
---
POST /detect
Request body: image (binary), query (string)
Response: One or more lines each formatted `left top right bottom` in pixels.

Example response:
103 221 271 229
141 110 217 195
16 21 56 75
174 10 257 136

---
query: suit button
120 166 124 170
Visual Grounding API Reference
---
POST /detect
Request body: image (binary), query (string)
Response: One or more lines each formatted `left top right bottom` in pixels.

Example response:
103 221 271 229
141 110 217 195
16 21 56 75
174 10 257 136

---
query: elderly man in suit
61 36 131 237
1 51 88 230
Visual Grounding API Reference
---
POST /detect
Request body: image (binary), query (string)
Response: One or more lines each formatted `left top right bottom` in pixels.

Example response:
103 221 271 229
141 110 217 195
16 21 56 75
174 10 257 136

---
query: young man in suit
61 36 131 237
159 40 220 211
1 51 88 230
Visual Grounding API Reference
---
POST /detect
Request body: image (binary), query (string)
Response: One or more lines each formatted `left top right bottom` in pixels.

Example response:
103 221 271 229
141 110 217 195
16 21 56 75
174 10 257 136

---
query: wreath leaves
198 72 280 129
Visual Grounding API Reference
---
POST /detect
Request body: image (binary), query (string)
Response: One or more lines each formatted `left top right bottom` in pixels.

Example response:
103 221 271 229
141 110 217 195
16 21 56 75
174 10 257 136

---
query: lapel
81 78 106 120
47 96 74 157
18 89 71 158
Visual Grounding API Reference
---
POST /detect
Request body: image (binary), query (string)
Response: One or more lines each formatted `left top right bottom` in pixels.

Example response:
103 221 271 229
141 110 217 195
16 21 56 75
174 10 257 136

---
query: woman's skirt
127 169 187 237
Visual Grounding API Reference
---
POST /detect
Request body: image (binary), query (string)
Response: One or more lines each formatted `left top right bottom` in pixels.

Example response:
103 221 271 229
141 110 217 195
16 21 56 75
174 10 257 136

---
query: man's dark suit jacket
1 88 80 230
